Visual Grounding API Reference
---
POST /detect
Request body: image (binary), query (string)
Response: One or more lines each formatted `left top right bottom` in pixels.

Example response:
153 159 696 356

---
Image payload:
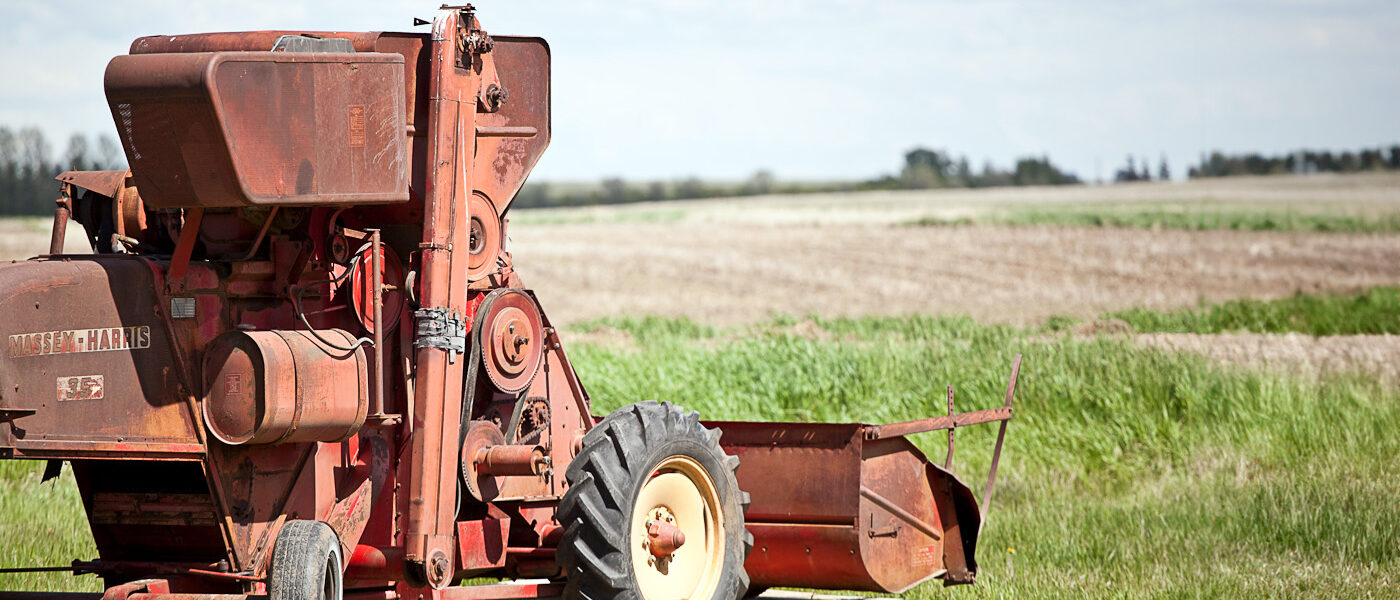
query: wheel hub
630 456 725 600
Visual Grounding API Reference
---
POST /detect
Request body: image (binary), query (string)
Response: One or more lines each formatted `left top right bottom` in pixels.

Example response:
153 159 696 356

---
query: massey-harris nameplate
7 326 151 358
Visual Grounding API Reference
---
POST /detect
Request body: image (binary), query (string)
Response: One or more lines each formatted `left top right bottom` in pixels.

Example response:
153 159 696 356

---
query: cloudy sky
1 0 1396 182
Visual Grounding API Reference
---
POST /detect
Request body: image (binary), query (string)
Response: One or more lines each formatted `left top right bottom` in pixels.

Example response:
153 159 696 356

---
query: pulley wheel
468 192 502 281
460 420 506 502
480 289 544 394
348 243 406 336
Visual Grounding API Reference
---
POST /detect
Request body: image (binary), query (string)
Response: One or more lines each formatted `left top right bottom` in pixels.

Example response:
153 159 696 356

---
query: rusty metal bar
944 385 955 470
863 406 1012 440
982 354 1021 518
0 566 76 573
365 228 396 425
858 486 941 541
474 445 547 476
236 207 280 261
474 126 537 138
49 197 69 255
166 208 204 282
125 594 250 600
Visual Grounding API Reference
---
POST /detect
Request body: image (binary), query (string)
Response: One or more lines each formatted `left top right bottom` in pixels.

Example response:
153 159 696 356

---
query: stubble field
512 172 1400 327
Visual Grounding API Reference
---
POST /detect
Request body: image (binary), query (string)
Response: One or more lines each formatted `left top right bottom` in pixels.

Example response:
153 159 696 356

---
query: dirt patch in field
558 324 636 350
1136 332 1400 382
512 222 1400 327
0 218 90 260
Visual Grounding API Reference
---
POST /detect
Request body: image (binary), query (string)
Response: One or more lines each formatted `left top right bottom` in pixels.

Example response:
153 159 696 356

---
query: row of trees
1188 146 1400 178
514 147 1082 208
0 127 125 216
5 123 1397 212
872 147 1080 189
1113 155 1171 183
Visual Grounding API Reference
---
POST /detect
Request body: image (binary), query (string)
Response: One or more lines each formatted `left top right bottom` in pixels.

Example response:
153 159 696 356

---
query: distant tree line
1112 155 1172 183
868 147 1080 189
0 126 125 216
1188 146 1400 178
515 147 1081 209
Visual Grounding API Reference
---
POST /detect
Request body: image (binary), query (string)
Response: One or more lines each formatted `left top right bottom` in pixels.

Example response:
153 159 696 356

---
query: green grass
907 205 1400 233
0 462 99 592
1110 287 1400 335
566 314 1400 598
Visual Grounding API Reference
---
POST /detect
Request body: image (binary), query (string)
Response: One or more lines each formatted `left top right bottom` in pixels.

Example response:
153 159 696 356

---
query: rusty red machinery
0 6 1019 600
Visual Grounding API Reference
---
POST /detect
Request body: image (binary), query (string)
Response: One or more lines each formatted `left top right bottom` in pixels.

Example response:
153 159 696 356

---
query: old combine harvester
0 6 1019 600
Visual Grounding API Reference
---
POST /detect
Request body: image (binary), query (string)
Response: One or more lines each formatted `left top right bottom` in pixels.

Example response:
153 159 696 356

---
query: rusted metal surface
404 8 481 587
57 171 127 199
710 421 982 592
862 405 1013 440
478 289 543 394
473 444 548 476
200 329 369 445
944 386 955 470
106 52 408 209
0 258 200 458
646 519 686 557
49 197 70 255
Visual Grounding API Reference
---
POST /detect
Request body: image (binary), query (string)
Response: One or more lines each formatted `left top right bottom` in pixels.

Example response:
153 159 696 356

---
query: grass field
2 174 1399 598
1109 287 1400 336
564 312 1400 599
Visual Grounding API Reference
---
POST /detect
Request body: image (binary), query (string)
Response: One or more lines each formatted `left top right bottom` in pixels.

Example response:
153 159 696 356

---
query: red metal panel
105 52 408 209
469 37 550 218
57 170 127 199
711 421 982 593
0 258 200 457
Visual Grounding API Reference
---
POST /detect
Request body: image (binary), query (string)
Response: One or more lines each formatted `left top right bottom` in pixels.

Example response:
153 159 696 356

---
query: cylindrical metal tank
202 329 369 445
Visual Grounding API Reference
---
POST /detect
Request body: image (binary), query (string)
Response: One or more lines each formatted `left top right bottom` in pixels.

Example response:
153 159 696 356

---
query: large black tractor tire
558 401 752 600
269 520 344 600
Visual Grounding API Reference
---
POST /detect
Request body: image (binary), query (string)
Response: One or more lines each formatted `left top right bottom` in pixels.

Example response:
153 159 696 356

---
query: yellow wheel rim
631 455 725 600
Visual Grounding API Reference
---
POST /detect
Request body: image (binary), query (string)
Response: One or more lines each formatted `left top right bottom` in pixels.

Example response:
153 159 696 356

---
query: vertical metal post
981 354 1021 518
944 385 955 470
369 228 386 420
49 196 70 255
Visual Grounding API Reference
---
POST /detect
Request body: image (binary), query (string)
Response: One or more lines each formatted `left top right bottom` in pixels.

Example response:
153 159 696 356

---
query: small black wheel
269 520 343 600
559 401 752 600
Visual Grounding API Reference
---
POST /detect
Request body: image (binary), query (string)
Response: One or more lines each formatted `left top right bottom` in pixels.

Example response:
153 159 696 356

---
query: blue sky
1 0 1396 182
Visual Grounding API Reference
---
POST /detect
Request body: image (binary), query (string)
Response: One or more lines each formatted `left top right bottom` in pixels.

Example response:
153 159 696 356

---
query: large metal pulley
477 288 544 394
467 192 502 281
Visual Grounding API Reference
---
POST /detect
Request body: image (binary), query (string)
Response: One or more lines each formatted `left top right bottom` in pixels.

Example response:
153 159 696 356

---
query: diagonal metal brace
981 353 1021 518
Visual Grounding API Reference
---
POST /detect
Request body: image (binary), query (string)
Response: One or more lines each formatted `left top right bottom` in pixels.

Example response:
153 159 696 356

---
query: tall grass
1110 287 1400 335
0 462 98 591
567 314 1400 598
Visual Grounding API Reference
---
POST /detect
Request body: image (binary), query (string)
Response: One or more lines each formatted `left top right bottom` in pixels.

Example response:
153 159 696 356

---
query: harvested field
0 218 88 260
1135 332 1400 383
511 174 1400 327
514 172 1400 227
515 222 1400 326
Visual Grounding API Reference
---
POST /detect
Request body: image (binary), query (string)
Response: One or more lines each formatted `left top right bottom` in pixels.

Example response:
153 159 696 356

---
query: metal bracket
0 408 38 423
413 308 467 357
